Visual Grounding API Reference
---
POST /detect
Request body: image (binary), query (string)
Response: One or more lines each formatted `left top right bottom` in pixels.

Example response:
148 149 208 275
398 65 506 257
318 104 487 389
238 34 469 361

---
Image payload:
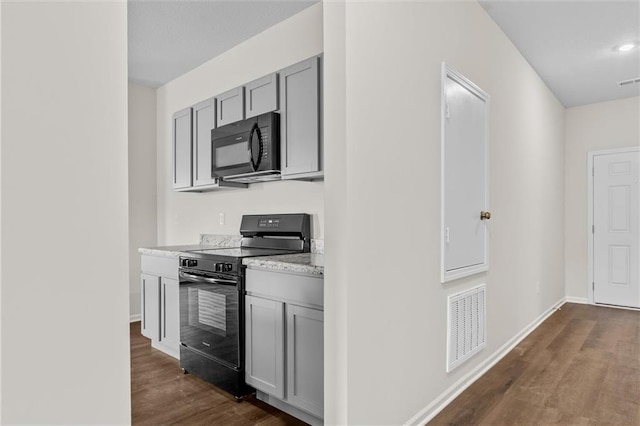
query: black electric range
177 213 310 399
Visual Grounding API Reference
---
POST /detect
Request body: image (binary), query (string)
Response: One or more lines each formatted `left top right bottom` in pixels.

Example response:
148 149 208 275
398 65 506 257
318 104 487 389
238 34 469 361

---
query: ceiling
479 0 640 107
128 0 640 108
127 0 318 88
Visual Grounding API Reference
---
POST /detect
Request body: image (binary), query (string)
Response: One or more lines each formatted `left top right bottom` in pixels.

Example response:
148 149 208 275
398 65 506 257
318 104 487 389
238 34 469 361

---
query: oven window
188 287 228 337
190 288 226 334
216 142 248 168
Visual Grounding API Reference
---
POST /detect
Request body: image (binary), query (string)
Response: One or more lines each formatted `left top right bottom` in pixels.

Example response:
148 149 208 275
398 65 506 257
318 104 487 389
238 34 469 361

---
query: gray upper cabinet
192 98 216 187
280 56 323 180
171 101 247 193
216 86 245 127
172 107 193 189
246 73 279 119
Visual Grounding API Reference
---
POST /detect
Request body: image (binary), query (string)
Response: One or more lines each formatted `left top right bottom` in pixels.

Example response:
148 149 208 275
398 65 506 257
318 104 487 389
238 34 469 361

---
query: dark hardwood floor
130 322 307 425
430 303 640 425
132 303 640 425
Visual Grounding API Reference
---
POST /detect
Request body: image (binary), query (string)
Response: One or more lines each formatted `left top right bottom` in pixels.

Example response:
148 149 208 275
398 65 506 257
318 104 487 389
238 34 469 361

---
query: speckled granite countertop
137 244 219 258
138 234 243 258
140 235 325 276
243 253 324 277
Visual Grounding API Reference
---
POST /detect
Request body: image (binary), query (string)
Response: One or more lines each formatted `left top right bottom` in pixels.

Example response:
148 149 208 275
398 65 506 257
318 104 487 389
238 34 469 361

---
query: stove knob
214 263 222 272
188 259 198 268
223 263 233 272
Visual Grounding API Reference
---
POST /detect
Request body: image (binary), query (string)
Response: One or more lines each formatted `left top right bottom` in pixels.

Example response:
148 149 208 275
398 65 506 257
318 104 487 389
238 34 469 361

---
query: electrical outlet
219 212 225 225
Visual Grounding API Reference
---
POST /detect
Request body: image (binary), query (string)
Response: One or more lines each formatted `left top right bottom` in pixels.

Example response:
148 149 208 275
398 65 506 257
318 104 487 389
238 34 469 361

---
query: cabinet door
216 86 245 127
280 56 322 179
192 98 216 187
245 295 285 399
245 73 279 119
286 305 323 418
160 277 180 354
141 273 160 340
172 107 193 189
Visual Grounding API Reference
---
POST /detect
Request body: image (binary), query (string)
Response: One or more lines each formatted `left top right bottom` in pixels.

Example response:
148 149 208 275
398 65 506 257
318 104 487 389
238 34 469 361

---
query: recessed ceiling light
615 43 637 52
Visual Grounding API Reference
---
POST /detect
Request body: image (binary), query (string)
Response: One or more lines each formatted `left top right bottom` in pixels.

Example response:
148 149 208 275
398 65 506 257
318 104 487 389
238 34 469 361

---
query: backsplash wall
155 4 324 244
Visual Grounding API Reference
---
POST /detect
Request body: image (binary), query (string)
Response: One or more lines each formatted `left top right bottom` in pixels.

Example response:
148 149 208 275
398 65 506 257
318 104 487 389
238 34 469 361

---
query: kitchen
2 0 639 425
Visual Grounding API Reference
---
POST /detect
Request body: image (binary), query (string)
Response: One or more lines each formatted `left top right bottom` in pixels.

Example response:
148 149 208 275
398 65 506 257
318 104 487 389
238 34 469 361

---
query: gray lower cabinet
280 56 323 180
245 295 285 398
141 273 160 340
160 277 180 355
140 255 180 359
245 268 323 424
286 304 324 418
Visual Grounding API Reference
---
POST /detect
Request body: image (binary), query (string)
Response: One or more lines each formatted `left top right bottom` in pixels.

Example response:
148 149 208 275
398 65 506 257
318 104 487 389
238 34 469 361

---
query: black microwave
211 112 280 183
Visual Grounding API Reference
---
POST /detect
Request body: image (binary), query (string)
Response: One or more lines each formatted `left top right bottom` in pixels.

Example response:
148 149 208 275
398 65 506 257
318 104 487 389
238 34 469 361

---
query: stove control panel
258 218 280 228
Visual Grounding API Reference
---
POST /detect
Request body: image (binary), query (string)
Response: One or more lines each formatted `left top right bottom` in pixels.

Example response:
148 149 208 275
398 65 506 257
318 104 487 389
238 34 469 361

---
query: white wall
322 1 348 424
564 97 640 301
156 3 324 244
0 3 3 421
129 83 158 320
1 2 131 424
324 2 566 424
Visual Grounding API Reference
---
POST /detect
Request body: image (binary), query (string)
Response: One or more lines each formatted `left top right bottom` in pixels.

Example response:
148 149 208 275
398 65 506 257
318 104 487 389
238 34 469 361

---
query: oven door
179 269 241 368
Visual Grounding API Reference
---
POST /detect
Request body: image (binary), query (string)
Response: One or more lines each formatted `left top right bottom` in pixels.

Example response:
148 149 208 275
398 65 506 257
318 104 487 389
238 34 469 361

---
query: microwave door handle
179 271 237 286
248 123 263 172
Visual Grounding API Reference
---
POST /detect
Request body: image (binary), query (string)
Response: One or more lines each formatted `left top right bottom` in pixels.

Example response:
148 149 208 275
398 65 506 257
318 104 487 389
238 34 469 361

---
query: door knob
480 211 491 220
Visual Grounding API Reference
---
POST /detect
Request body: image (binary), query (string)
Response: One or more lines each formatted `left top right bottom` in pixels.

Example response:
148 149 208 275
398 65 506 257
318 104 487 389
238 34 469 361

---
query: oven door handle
179 271 238 286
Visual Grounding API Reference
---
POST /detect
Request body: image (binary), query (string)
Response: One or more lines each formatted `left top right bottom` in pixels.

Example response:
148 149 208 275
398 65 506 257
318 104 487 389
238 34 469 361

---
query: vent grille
617 77 640 87
447 284 486 372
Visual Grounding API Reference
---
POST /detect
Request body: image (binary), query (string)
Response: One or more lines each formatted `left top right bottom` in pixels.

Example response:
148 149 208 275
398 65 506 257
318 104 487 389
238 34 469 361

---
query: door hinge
592 224 595 233
445 104 450 119
592 282 595 291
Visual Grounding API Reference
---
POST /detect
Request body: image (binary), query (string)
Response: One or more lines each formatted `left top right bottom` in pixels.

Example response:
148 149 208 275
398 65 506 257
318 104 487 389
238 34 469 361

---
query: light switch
219 213 225 225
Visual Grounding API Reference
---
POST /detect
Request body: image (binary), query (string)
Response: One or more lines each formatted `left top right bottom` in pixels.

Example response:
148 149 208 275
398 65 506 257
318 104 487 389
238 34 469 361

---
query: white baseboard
130 314 141 323
565 296 589 304
404 297 566 426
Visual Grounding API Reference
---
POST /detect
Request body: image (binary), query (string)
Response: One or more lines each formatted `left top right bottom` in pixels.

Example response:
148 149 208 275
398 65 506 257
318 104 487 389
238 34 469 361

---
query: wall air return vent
446 284 486 372
617 77 640 87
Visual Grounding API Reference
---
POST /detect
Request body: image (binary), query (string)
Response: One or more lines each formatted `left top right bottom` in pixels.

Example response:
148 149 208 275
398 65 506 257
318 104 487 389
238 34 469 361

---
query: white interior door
593 150 640 308
442 65 489 282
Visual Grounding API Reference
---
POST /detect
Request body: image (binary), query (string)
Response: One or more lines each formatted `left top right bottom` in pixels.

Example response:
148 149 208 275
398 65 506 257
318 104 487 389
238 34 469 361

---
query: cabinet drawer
141 255 179 279
245 268 323 308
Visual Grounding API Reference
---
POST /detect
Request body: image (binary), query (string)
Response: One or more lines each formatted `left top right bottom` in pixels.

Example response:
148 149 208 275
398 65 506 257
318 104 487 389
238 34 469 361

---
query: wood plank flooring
130 322 307 425
430 303 640 425
132 303 639 425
